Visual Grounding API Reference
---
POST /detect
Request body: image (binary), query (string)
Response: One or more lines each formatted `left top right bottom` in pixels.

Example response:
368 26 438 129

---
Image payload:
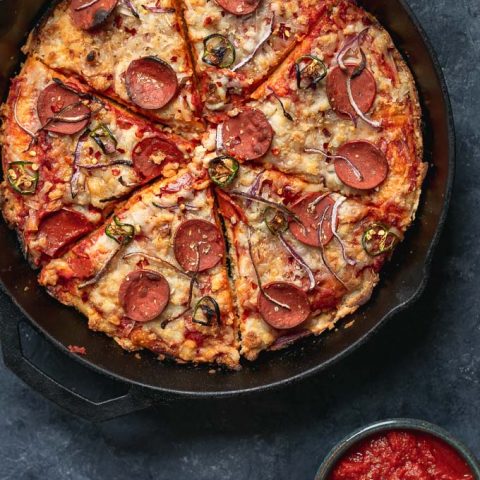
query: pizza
0 57 193 267
0 0 426 369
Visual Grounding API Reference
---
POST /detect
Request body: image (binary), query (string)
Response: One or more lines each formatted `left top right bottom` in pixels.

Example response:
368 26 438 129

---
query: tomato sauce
329 430 475 480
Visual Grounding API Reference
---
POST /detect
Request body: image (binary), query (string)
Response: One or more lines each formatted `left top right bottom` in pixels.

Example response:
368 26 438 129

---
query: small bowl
315 418 480 480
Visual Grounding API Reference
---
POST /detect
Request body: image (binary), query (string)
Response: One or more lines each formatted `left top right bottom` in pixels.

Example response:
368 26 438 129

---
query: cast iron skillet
0 0 454 421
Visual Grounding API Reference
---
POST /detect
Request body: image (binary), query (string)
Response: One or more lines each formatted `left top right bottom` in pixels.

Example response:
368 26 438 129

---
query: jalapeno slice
208 155 239 187
264 207 288 235
202 34 236 69
90 124 117 155
7 161 39 195
105 215 135 245
295 55 327 89
192 296 220 326
362 223 399 256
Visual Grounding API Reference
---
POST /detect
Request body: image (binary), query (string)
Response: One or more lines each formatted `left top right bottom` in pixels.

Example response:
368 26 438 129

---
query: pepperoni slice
37 83 91 135
132 137 183 180
257 282 311 330
326 65 376 118
67 255 96 279
70 0 118 31
39 210 93 258
125 57 178 110
222 109 273 161
335 140 388 190
173 219 224 273
119 269 170 322
289 193 336 247
214 0 261 15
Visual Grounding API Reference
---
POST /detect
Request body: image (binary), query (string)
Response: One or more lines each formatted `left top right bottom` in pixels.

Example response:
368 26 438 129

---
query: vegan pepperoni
39 209 93 258
69 0 118 31
214 0 261 16
125 57 178 110
289 193 335 247
67 255 96 279
132 136 184 180
326 64 376 118
70 0 118 31
37 83 91 135
335 140 388 190
173 219 224 273
257 282 310 330
222 109 273 161
119 269 170 322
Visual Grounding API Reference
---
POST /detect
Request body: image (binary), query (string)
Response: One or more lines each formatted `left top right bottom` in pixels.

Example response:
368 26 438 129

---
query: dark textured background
0 1 479 478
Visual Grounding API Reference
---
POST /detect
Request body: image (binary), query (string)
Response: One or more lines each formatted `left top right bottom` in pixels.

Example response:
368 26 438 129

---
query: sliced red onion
119 176 138 188
318 207 348 290
71 129 90 198
351 48 367 78
304 147 364 181
331 196 357 266
337 27 369 71
268 87 294 121
163 245 200 325
118 318 136 337
122 0 140 17
346 76 381 128
54 112 91 123
75 0 100 11
246 170 265 208
13 91 36 144
278 233 316 291
232 14 274 72
152 201 199 211
70 169 82 199
230 191 301 224
52 78 92 100
215 123 224 153
73 129 90 165
78 248 119 289
269 330 310 351
123 251 192 279
247 228 291 310
142 5 175 13
76 159 133 169
39 101 90 132
306 191 330 215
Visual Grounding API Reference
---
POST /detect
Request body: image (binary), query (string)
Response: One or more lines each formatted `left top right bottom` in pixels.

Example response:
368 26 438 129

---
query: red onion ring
278 233 316 291
232 14 274 72
331 197 357 266
318 207 348 290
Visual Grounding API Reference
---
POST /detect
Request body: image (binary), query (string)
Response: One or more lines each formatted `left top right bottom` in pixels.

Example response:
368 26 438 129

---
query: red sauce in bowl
328 430 475 480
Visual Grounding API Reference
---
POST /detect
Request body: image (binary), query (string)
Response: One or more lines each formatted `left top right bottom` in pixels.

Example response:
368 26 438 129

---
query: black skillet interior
0 0 454 409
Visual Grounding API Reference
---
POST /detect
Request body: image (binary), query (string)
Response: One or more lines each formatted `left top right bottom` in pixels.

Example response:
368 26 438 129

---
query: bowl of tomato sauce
315 419 480 480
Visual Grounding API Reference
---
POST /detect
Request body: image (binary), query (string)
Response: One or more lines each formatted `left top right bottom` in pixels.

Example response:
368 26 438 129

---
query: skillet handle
0 314 164 422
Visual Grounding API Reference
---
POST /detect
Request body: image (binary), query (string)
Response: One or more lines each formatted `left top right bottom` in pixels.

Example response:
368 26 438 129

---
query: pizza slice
201 0 426 219
213 163 408 360
27 0 203 131
0 57 194 266
39 167 240 369
180 0 332 116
